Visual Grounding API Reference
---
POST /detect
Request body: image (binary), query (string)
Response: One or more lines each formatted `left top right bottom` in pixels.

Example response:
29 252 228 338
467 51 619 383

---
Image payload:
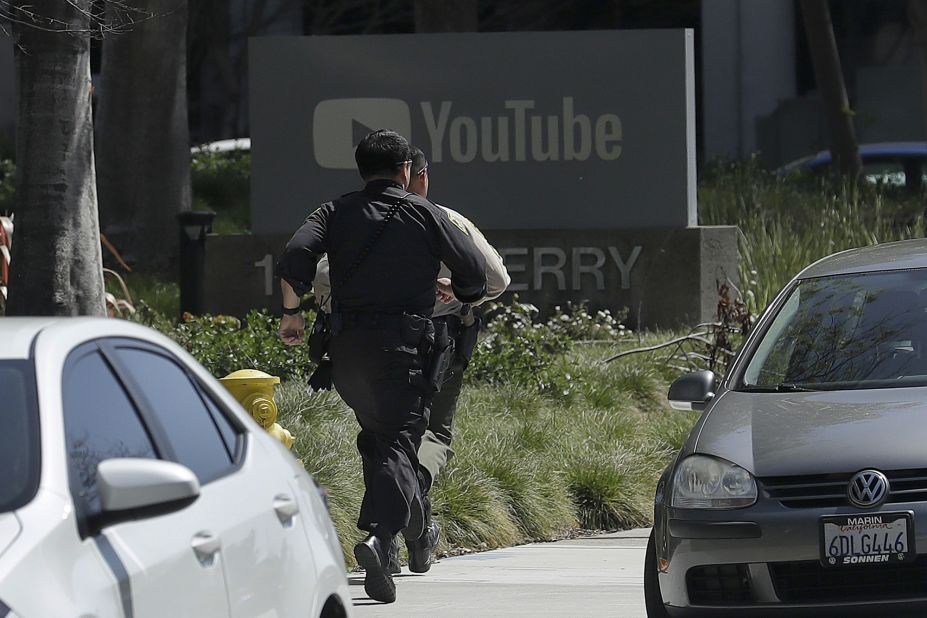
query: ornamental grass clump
430 466 522 550
563 447 654 530
700 160 926 313
277 381 363 561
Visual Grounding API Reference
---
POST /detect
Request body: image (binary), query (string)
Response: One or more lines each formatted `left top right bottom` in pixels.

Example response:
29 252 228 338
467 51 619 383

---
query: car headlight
671 455 757 509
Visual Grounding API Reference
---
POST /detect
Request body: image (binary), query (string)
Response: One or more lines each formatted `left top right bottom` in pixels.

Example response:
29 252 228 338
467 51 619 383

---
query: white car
0 318 352 618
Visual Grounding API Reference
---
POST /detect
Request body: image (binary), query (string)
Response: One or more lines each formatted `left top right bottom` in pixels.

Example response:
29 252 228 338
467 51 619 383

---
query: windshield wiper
775 382 817 392
738 383 818 392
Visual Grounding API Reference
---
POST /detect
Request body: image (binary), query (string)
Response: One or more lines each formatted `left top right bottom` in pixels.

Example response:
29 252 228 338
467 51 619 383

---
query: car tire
644 529 670 618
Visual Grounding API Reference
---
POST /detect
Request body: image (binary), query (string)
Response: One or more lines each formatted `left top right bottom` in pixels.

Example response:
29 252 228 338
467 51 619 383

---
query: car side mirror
97 458 200 513
668 370 716 411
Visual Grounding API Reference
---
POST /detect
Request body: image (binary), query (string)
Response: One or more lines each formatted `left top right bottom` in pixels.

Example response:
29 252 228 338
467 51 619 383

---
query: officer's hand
436 277 456 304
279 313 306 345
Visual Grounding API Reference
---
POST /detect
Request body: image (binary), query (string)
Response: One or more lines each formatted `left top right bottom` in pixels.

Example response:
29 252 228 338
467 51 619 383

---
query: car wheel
644 529 670 618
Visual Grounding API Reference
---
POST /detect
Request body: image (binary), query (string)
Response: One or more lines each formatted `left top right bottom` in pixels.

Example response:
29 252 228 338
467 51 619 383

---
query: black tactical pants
329 327 429 536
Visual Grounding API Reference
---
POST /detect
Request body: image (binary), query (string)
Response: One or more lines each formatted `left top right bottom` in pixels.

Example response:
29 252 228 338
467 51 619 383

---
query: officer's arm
466 225 510 303
438 206 509 304
275 204 332 295
432 208 487 303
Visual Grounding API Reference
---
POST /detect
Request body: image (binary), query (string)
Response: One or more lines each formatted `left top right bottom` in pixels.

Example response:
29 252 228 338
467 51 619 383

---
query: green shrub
545 302 632 341
563 447 654 530
0 159 14 215
477 452 575 539
134 306 315 380
700 161 926 313
466 300 572 392
110 274 180 318
276 382 363 562
191 149 251 234
431 465 522 550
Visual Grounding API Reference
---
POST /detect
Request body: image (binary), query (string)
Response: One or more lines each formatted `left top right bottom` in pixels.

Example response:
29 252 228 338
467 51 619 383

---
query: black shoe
353 535 396 603
388 536 401 575
406 522 440 573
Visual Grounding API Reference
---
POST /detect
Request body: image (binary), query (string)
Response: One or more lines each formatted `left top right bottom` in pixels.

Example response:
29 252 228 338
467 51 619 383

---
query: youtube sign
312 98 412 170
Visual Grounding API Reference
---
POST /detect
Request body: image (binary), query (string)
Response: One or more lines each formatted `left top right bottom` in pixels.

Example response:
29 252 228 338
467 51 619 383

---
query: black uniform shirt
277 179 487 316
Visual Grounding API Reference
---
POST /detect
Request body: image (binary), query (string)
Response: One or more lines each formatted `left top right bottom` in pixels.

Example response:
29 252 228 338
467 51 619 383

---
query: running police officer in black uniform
276 129 486 604
311 147 510 575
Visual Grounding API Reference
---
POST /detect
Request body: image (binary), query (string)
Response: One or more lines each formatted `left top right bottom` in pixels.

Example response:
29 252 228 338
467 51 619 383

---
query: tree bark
6 0 106 316
909 1 927 143
414 0 478 32
799 0 861 177
95 0 191 269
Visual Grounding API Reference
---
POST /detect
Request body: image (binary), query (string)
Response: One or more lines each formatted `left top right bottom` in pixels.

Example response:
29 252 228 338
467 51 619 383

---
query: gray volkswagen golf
647 239 927 617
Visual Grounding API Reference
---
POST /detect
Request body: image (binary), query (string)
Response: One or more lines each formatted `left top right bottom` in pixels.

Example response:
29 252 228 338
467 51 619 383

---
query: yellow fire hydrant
219 369 294 449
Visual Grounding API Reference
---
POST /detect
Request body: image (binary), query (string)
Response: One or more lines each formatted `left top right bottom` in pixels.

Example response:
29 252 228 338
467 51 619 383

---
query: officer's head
408 147 429 199
355 129 413 187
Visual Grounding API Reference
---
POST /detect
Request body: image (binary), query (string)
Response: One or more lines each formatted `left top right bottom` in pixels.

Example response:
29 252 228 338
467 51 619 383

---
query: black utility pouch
307 311 331 364
307 356 333 391
426 320 455 394
400 312 430 352
455 314 482 370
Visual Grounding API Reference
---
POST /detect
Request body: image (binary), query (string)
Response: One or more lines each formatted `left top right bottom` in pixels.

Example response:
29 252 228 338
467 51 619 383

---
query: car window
0 361 40 513
741 270 927 390
63 349 158 520
112 347 232 482
197 383 240 458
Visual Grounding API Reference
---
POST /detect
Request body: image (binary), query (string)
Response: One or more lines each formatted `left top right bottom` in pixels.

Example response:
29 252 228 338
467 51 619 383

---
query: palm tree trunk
96 0 191 269
909 1 927 143
6 0 105 316
799 0 861 177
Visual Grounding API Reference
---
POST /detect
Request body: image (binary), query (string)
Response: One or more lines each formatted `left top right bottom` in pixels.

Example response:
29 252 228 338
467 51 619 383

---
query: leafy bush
545 302 632 341
134 305 314 380
191 149 251 234
466 300 572 391
0 159 13 215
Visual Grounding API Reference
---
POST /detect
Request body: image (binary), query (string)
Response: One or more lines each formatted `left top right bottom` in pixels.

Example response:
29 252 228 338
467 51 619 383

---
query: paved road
350 528 649 617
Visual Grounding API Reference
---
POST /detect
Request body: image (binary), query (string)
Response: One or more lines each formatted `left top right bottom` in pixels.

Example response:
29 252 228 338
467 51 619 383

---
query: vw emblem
847 470 890 508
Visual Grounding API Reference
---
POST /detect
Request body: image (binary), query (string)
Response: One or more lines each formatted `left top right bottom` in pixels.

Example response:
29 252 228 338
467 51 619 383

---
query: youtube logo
312 98 413 169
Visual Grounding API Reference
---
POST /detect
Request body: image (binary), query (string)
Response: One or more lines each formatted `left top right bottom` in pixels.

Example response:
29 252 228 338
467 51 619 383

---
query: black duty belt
333 312 408 331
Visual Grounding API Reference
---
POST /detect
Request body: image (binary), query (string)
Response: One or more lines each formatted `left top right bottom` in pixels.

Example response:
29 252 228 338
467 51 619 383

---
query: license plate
820 512 914 567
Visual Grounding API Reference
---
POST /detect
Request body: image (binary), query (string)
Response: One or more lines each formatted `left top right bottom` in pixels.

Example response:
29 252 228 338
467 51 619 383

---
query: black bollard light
177 210 216 316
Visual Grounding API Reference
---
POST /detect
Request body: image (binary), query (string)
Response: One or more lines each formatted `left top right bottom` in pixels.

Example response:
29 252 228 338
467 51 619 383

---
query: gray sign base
202 226 738 330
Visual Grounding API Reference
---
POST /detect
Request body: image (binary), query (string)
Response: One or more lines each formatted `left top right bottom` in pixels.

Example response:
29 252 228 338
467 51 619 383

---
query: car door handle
273 494 299 527
191 531 221 566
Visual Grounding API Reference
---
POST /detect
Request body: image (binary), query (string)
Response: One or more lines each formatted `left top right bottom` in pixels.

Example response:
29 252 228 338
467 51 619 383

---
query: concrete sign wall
250 30 697 234
203 226 738 328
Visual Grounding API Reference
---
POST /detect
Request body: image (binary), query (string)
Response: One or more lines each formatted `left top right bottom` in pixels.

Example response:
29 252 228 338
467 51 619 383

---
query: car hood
694 388 927 477
0 513 21 559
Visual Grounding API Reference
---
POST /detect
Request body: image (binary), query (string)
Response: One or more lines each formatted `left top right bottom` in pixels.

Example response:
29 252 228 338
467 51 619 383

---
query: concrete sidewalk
350 528 650 617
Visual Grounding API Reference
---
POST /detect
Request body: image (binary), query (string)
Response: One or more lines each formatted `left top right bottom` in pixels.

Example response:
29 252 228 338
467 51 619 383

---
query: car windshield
0 360 41 512
742 270 927 391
